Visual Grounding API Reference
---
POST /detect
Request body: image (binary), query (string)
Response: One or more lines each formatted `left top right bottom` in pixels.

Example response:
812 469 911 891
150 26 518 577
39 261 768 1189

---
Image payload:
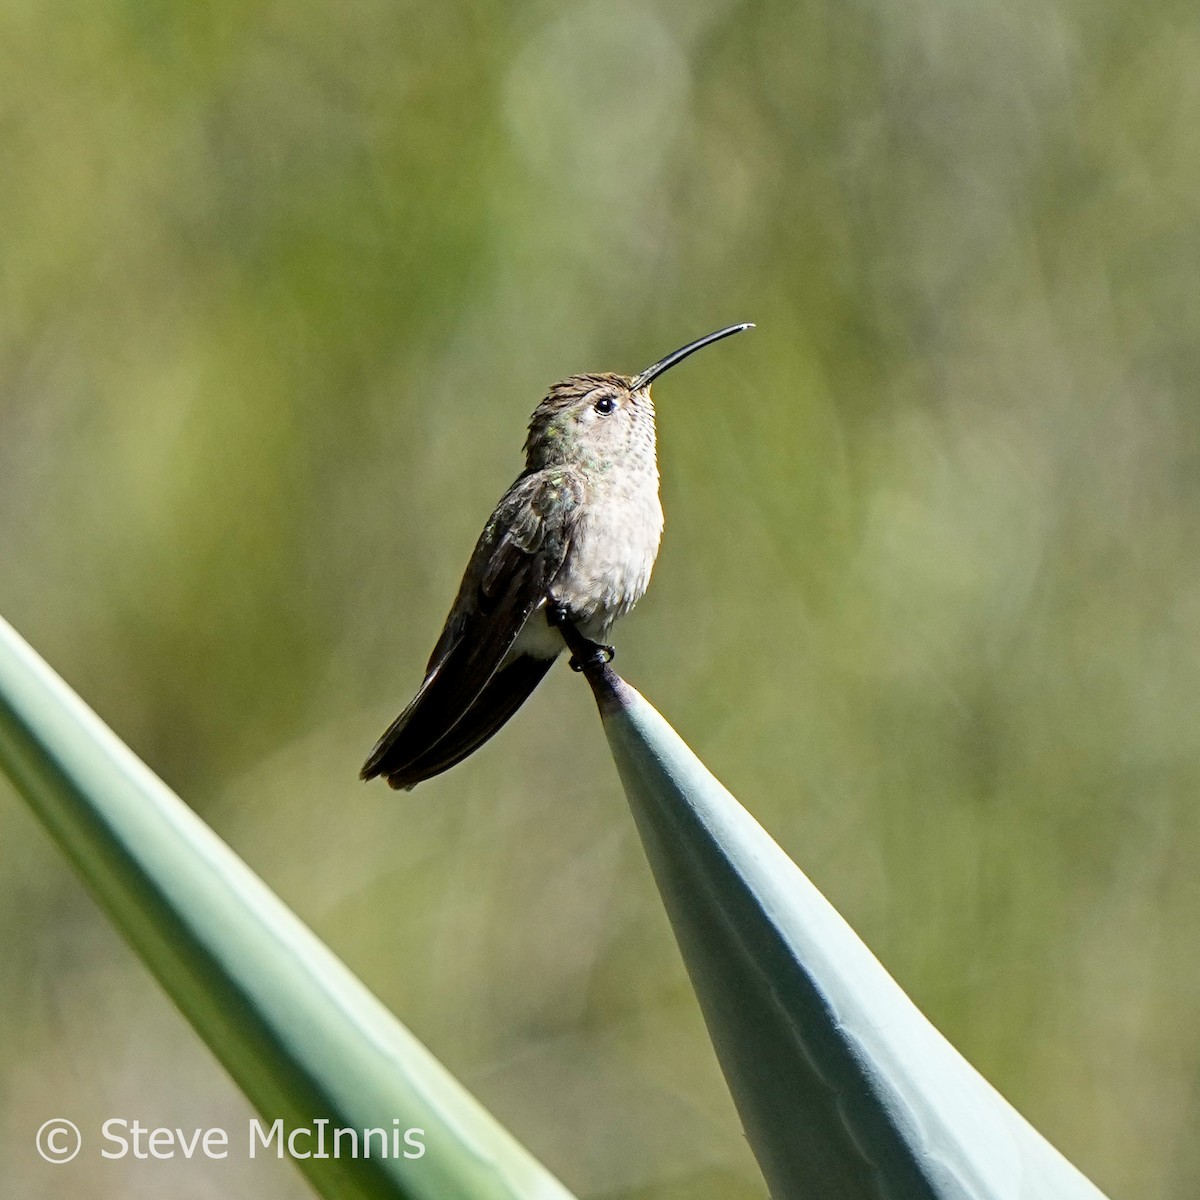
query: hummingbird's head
524 373 652 473
523 323 754 474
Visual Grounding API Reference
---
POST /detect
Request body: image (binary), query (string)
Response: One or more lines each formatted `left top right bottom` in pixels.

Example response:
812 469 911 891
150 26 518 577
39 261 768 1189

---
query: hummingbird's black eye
593 396 618 416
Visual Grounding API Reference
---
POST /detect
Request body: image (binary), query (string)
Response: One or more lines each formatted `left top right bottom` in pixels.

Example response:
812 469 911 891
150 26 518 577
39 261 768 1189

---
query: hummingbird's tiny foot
568 644 614 673
546 596 614 673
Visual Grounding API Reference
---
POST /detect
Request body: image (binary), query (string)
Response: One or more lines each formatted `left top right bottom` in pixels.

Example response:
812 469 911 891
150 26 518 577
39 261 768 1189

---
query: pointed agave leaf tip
596 681 1112 1200
631 323 755 390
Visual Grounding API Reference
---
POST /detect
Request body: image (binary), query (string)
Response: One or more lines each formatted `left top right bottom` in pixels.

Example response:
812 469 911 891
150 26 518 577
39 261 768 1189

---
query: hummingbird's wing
360 469 580 788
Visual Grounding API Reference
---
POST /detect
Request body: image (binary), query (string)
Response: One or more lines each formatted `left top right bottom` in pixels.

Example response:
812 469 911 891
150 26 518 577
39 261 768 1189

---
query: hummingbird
361 322 754 790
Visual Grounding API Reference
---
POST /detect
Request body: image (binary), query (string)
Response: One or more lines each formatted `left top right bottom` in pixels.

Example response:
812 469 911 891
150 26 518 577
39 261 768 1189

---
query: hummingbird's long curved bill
630 322 754 390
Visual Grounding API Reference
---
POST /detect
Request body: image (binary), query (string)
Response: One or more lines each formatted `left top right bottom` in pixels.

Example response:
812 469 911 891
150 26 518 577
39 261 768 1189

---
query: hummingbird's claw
568 644 614 673
546 599 615 672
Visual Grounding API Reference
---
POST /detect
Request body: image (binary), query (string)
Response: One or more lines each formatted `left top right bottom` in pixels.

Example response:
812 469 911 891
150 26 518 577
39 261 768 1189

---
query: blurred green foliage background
2 1 1198 1196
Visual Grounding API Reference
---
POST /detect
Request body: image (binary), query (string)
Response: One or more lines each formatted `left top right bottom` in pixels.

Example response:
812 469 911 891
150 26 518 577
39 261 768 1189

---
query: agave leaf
588 665 1109 1200
0 615 575 1200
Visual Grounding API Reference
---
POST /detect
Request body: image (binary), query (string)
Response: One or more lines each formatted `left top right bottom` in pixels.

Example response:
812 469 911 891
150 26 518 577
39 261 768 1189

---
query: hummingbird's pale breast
549 467 663 642
506 456 663 663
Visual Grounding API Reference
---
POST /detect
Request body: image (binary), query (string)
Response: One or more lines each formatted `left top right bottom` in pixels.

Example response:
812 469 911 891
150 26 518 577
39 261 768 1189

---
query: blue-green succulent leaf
0 615 576 1200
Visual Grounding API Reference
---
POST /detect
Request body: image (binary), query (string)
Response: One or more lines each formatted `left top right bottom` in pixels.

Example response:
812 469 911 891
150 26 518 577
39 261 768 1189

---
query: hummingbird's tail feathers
378 654 556 790
359 664 446 782
360 573 551 784
358 630 505 783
